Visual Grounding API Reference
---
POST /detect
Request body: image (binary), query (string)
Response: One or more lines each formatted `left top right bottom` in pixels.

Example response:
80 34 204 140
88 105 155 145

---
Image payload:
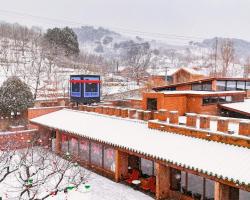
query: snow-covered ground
46 171 154 200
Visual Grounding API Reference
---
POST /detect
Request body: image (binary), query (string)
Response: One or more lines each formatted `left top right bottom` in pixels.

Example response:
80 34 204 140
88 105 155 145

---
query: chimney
186 113 197 128
129 109 137 119
121 108 128 118
137 110 144 120
217 118 229 133
143 111 152 121
169 111 179 124
238 121 250 137
157 109 168 121
199 115 210 129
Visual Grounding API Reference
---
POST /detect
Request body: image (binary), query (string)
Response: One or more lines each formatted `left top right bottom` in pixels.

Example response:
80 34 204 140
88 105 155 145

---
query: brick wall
28 106 66 120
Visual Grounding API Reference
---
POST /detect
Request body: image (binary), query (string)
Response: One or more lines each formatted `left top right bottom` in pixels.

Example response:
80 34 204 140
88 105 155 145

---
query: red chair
141 176 156 192
125 169 140 184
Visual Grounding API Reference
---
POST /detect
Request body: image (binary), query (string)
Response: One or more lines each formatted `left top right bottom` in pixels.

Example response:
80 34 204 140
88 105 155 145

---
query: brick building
29 107 250 200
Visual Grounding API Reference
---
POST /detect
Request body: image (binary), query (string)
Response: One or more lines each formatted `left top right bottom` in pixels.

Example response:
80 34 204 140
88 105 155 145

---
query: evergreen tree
44 26 80 56
0 77 34 117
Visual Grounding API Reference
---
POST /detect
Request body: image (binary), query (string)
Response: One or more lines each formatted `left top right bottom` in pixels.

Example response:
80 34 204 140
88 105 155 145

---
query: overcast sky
0 0 249 44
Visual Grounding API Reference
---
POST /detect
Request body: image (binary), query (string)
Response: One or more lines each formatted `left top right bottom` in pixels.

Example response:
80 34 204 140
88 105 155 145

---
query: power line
0 9 205 43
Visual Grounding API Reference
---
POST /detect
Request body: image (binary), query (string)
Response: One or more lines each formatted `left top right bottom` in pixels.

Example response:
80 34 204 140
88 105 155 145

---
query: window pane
91 142 103 167
203 82 212 91
240 190 250 200
237 81 245 90
226 81 237 91
218 96 226 103
246 82 250 90
69 137 78 156
192 83 202 91
188 173 203 197
203 97 218 105
225 96 232 102
141 158 153 176
61 134 69 153
79 140 89 161
104 147 115 172
205 179 215 199
217 81 226 91
170 168 181 191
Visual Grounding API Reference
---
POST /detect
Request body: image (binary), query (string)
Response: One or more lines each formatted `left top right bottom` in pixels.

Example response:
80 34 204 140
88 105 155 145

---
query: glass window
91 142 103 167
203 97 218 105
246 81 250 90
141 158 154 176
226 81 237 91
225 96 232 102
61 134 69 153
104 147 115 172
237 81 246 90
203 82 212 91
192 83 202 91
170 168 181 191
205 179 215 199
69 137 78 156
218 96 226 103
79 139 89 161
240 190 250 200
217 81 226 91
188 174 204 197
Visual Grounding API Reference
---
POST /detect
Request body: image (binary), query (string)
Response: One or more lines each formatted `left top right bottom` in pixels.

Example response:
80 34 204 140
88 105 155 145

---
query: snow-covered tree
0 76 34 117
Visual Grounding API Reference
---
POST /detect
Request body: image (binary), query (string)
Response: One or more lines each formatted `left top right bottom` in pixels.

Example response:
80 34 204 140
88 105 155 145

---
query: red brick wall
28 106 66 120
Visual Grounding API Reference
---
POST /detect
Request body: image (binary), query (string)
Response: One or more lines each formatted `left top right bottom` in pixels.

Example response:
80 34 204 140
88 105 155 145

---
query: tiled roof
30 109 250 186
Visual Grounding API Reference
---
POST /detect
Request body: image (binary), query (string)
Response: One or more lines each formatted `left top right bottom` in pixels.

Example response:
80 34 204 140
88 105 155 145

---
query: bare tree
0 140 88 200
124 42 152 85
220 39 234 77
243 56 250 78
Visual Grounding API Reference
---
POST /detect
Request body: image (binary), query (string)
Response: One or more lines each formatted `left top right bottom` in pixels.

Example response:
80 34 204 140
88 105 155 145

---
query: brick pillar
186 113 197 127
238 121 250 137
155 162 170 200
153 111 159 120
137 110 144 120
55 130 62 154
129 109 137 119
96 106 103 114
169 111 179 124
79 105 84 111
214 182 239 200
217 118 229 133
121 108 128 118
157 109 168 121
115 150 128 182
108 107 115 115
102 106 108 115
143 111 152 121
114 107 121 117
200 115 210 129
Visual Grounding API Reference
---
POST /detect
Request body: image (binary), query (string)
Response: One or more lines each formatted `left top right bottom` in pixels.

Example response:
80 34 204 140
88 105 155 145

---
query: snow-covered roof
221 99 250 116
30 109 250 185
160 90 245 95
171 67 205 76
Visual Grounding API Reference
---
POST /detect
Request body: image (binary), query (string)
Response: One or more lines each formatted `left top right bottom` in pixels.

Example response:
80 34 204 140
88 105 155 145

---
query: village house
28 104 250 200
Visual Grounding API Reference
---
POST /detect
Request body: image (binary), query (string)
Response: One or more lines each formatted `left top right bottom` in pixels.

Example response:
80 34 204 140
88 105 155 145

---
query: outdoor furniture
132 179 141 190
140 176 156 193
125 169 140 184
